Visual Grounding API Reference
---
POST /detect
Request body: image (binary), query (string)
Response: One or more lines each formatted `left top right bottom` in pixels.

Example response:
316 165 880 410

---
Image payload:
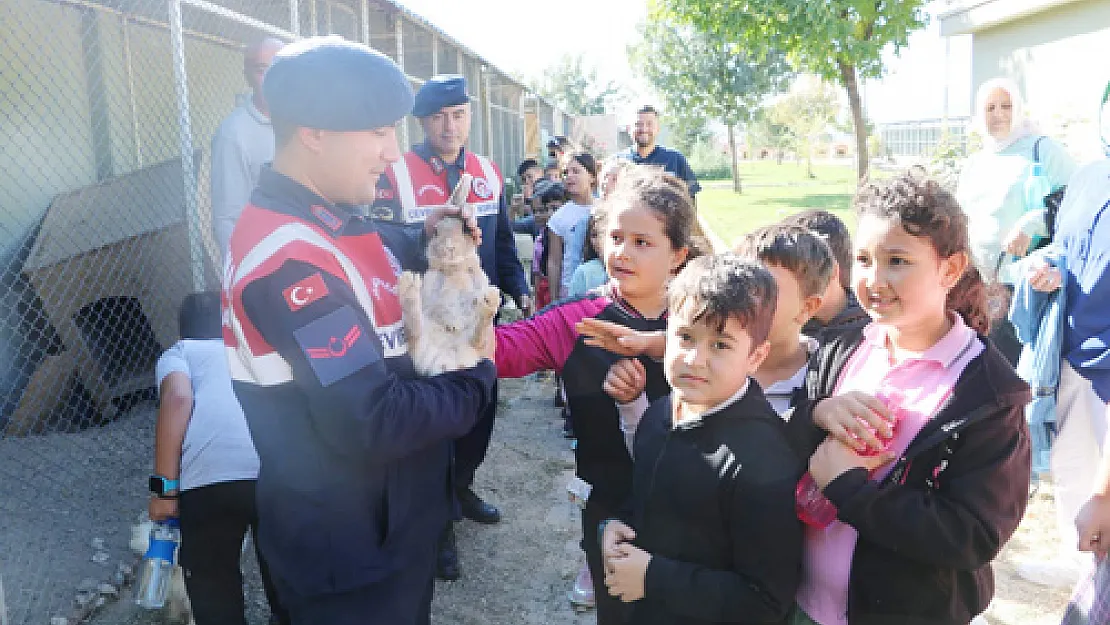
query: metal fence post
395 14 408 148
483 68 493 167
168 0 205 291
0 573 8 625
360 0 369 44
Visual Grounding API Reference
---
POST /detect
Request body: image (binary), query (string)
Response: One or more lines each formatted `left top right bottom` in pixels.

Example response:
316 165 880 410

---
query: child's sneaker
568 562 595 610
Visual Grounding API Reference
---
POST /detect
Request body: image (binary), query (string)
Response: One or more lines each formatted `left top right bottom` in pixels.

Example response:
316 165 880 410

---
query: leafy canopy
630 14 791 127
529 54 625 116
658 0 928 84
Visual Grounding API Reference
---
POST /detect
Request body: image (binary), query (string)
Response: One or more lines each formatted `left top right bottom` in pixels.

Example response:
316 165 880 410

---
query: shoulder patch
283 272 330 312
293 305 381 386
311 205 344 231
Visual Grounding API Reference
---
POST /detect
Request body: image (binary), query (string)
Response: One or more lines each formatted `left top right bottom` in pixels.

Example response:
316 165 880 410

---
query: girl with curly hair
786 169 1032 625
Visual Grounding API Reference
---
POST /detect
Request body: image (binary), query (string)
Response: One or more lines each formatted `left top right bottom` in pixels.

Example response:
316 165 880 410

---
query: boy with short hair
599 254 803 625
733 224 834 416
781 209 870 341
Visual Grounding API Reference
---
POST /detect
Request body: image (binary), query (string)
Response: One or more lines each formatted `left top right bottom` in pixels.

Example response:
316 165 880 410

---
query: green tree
746 110 797 164
660 0 928 182
665 112 713 156
629 15 791 193
768 78 840 178
529 54 625 116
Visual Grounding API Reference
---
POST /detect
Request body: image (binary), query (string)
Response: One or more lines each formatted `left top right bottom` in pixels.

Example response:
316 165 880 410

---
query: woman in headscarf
956 77 1076 363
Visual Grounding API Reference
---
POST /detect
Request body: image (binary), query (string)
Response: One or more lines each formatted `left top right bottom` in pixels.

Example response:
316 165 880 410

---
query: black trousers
454 380 498 490
581 499 631 625
275 544 436 625
178 480 288 625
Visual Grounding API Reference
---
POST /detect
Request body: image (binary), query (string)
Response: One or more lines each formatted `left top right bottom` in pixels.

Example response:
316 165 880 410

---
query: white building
940 0 1110 161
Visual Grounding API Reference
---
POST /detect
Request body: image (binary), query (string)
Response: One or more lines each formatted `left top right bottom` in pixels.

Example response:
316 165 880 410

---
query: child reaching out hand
494 166 700 624
600 254 805 625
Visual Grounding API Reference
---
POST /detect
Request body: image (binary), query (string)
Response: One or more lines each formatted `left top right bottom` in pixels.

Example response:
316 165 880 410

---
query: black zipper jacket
786 327 1032 625
627 386 804 625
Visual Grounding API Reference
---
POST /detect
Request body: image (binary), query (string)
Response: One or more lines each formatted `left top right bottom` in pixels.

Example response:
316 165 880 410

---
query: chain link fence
0 2 535 623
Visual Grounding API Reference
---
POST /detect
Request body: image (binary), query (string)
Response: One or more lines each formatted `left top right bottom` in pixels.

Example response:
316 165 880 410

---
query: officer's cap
264 36 413 131
412 75 471 118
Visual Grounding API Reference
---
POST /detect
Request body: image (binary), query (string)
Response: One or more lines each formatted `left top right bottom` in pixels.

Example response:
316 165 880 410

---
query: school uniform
622 383 804 625
787 318 1032 625
494 284 670 625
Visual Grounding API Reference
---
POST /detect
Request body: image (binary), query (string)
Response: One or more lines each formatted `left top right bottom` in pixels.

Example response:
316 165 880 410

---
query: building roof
24 155 193 271
939 0 1086 35
376 0 527 91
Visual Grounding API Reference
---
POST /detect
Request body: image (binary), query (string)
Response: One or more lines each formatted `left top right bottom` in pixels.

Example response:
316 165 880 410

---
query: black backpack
1033 137 1067 241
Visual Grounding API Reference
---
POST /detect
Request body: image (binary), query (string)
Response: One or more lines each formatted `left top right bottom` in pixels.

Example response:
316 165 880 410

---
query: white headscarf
973 77 1039 152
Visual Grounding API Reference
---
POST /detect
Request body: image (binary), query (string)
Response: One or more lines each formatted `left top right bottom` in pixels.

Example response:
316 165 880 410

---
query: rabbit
398 173 501 376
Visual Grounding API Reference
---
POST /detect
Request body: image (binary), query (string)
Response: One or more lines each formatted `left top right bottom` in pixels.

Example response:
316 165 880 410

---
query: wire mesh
0 1 534 623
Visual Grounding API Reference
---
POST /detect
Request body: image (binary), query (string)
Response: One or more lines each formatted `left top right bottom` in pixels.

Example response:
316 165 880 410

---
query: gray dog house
17 153 217 429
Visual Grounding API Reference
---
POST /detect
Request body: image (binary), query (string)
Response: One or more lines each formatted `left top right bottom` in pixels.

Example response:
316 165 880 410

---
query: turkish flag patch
283 273 330 312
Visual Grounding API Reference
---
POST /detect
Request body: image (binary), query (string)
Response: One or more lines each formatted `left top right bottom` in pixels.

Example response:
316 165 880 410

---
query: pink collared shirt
796 315 984 625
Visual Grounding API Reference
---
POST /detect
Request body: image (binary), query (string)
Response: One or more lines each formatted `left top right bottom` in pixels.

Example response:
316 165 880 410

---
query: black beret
264 36 413 131
412 74 470 118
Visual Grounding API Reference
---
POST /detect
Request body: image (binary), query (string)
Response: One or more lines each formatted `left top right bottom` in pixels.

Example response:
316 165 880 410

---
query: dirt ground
98 374 1078 625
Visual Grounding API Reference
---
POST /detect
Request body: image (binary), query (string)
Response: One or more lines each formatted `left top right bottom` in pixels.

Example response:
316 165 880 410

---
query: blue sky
397 0 972 124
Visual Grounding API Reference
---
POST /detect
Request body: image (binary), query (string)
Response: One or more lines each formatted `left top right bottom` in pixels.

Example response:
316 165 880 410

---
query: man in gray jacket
210 38 284 262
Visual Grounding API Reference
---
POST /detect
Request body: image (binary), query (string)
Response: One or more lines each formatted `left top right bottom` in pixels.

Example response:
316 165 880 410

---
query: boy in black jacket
600 254 804 625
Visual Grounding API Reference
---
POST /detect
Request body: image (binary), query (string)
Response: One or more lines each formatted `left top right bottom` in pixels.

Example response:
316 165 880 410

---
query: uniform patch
311 205 344 231
417 183 446 199
472 177 493 199
293 306 380 386
283 272 330 312
370 205 397 221
375 188 395 201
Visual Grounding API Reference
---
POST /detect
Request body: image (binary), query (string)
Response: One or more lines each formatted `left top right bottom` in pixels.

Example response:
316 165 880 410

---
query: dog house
18 152 218 426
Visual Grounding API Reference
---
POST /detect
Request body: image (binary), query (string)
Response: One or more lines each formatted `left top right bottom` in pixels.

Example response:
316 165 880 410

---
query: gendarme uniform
371 75 530 306
371 75 528 515
221 37 495 625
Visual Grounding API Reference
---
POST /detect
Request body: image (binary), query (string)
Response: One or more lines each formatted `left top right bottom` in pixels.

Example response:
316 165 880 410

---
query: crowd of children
161 154 1040 624
547 165 1033 625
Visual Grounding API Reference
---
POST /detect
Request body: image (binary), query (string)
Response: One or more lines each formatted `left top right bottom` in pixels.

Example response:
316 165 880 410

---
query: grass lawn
697 160 859 248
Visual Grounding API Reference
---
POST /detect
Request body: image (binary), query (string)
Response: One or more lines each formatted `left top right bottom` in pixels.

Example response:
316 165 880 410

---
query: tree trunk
804 139 814 179
727 123 742 194
838 59 869 183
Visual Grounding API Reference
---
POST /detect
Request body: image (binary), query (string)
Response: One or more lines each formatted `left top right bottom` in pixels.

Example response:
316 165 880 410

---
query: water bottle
135 519 180 609
795 388 906 529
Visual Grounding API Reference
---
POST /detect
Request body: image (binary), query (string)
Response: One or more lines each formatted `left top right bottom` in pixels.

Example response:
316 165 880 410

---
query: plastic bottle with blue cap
135 518 180 609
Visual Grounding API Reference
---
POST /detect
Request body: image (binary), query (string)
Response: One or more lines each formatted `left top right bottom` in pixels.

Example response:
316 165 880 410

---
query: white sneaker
1015 557 1086 588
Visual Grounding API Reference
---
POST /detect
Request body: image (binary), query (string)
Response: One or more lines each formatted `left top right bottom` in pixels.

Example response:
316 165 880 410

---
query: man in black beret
221 36 496 625
373 74 531 580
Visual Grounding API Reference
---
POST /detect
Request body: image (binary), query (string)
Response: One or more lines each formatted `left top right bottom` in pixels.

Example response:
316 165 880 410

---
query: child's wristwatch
149 475 180 498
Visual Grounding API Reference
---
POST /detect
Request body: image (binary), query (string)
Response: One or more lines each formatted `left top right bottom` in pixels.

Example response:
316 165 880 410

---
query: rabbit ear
449 173 473 207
